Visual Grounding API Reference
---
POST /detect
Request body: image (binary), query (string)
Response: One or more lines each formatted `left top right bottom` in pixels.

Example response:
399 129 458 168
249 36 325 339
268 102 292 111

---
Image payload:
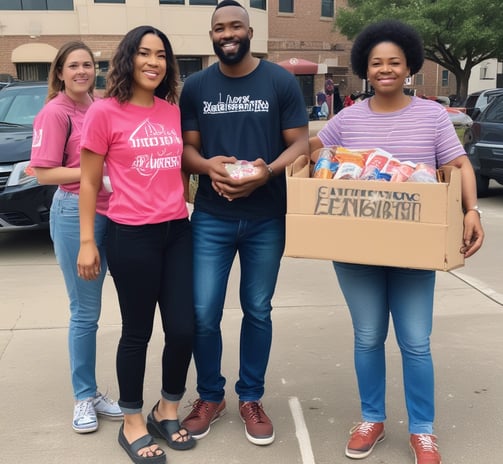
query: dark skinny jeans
106 218 194 413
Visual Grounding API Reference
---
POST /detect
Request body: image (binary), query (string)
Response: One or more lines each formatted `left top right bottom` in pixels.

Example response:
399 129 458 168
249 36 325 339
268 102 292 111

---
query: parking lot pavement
1 227 502 464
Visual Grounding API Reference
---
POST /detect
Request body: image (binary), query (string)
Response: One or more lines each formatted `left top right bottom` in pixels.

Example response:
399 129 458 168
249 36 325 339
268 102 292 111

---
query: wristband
465 205 482 218
266 165 274 178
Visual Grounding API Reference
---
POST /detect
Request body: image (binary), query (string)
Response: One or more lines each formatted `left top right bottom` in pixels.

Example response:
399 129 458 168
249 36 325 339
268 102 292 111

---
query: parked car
445 106 472 128
421 96 472 128
463 93 503 197
462 88 503 119
0 81 56 231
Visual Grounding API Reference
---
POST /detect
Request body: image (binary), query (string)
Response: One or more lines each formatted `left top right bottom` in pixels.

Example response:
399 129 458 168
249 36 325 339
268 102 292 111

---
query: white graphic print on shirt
128 119 182 181
203 94 269 114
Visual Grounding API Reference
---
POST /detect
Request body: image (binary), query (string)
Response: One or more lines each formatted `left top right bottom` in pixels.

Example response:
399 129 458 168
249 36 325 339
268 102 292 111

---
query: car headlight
6 160 39 187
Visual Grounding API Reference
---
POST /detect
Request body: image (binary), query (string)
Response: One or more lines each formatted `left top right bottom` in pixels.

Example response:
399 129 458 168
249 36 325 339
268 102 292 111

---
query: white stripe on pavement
289 396 316 464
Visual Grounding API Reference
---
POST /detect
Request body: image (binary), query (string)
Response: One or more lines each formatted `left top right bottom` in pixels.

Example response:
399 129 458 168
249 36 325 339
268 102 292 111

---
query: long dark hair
105 25 179 104
47 41 96 102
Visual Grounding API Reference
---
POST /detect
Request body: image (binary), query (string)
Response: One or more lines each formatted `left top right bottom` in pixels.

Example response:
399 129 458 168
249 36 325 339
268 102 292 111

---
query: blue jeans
50 188 108 400
191 211 285 402
333 262 436 435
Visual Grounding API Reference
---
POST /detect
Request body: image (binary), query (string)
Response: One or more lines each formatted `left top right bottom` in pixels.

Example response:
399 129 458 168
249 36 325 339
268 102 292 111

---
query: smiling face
366 41 410 97
132 33 167 94
210 5 252 66
58 49 95 100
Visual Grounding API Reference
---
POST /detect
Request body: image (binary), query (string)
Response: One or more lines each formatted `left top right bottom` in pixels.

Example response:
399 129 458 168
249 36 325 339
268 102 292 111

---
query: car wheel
475 172 490 197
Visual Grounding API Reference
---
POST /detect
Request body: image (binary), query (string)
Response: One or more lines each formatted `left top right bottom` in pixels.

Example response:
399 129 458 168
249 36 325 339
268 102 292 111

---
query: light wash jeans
333 262 436 434
191 211 285 402
50 188 108 400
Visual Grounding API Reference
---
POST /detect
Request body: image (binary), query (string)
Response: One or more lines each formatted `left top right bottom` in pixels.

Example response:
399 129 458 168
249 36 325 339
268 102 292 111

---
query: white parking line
450 270 503 305
289 396 316 464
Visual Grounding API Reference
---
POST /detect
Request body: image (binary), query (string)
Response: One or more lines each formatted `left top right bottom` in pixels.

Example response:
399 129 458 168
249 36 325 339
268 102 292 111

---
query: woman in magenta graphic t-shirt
30 41 122 434
77 26 195 464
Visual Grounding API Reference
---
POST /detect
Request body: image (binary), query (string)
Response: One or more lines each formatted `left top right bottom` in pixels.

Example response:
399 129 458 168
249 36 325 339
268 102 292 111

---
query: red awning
277 58 319 75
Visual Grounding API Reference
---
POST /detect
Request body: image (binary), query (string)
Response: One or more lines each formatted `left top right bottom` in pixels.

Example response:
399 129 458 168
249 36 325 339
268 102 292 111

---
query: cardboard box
284 155 465 271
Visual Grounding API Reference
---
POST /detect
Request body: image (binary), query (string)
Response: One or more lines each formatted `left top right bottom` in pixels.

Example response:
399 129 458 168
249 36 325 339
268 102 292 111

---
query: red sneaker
239 401 275 446
410 434 442 464
345 421 385 459
181 399 226 439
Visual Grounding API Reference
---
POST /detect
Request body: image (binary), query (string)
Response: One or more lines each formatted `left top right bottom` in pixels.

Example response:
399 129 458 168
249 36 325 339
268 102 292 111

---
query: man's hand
214 158 270 201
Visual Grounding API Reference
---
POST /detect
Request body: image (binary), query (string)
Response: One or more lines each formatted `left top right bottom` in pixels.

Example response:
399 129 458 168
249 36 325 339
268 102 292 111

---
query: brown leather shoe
410 434 442 464
180 399 226 439
345 421 385 459
239 401 275 446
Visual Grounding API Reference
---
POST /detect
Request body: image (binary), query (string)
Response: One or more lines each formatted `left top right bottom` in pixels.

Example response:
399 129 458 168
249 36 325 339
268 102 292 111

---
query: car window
464 95 478 106
0 86 46 125
482 97 503 123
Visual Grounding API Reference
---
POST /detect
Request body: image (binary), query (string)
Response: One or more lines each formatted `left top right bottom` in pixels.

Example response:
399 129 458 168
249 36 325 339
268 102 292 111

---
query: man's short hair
215 0 244 11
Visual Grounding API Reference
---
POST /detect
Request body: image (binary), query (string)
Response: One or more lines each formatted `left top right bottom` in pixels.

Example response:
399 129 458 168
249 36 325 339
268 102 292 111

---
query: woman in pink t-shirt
30 41 122 434
77 26 195 464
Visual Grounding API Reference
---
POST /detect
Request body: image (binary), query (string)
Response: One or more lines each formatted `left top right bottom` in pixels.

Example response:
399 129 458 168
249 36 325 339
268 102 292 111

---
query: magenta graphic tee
80 97 187 225
30 92 110 215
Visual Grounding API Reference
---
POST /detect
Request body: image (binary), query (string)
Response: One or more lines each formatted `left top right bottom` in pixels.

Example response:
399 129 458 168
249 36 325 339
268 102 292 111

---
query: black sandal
147 402 196 451
118 424 166 464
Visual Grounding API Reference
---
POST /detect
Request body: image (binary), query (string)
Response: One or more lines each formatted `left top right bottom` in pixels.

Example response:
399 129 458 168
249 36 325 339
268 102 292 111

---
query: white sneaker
73 398 98 433
93 391 123 420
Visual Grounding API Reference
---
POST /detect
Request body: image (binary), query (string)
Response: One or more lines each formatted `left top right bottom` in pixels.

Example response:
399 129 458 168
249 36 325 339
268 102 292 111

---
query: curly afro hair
350 20 424 80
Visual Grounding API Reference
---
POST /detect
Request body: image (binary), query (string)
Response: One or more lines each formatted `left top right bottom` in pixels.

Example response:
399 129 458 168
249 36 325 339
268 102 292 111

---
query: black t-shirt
180 60 308 219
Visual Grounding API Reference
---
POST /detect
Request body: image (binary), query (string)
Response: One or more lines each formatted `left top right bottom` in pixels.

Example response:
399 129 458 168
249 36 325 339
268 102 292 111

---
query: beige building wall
0 0 267 79
0 0 456 100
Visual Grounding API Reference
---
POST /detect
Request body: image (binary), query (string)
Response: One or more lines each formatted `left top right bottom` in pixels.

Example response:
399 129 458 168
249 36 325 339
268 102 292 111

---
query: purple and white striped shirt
317 96 465 167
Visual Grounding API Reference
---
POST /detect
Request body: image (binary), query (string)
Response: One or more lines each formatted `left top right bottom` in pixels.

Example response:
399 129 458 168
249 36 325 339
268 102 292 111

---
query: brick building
266 0 457 113
0 0 456 105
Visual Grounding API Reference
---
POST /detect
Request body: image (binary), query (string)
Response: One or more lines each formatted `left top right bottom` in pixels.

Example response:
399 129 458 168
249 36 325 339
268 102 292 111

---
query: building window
296 75 314 107
414 73 424 86
95 61 109 90
189 0 217 5
479 63 493 80
279 0 293 13
178 57 202 81
160 0 184 4
441 70 449 87
321 0 333 18
0 0 73 9
16 63 50 80
250 0 266 9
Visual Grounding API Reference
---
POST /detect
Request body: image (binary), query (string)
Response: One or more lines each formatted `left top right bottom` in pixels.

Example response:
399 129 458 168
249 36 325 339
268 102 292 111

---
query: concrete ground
1 123 502 463
1 223 502 464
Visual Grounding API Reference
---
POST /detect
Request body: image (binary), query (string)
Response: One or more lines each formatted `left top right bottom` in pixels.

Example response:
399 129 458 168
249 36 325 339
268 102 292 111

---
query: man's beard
213 36 251 66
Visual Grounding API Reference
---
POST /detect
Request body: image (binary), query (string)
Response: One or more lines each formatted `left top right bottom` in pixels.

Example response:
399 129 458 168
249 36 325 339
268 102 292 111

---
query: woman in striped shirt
309 20 483 464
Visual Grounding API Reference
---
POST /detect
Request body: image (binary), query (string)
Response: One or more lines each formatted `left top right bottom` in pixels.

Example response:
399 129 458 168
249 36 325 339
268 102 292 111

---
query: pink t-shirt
30 92 109 215
80 97 188 225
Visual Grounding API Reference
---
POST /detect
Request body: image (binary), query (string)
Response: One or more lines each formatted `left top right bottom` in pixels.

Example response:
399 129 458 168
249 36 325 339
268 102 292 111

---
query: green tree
336 0 503 101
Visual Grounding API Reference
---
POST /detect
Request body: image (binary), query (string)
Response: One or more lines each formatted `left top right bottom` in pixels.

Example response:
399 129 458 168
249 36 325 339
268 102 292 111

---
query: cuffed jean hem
161 389 185 403
238 396 262 403
409 423 434 435
362 414 386 424
118 400 144 415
